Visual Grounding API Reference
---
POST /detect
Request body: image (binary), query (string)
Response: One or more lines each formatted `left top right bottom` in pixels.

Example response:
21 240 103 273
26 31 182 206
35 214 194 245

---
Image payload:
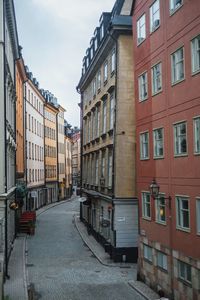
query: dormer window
94 37 98 51
100 23 104 41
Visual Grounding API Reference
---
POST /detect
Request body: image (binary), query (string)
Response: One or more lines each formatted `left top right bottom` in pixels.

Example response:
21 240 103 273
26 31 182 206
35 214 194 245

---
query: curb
74 214 133 268
36 197 75 217
128 281 151 300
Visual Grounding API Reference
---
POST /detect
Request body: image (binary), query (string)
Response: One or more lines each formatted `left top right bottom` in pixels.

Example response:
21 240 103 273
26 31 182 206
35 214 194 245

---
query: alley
27 198 143 300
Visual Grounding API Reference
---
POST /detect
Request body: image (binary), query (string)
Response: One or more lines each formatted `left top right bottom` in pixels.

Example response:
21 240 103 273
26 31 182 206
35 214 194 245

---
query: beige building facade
57 105 66 200
77 0 138 262
65 135 72 197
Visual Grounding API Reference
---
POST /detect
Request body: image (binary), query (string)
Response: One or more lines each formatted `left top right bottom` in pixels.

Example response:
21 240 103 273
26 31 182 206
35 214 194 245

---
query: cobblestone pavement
27 197 145 300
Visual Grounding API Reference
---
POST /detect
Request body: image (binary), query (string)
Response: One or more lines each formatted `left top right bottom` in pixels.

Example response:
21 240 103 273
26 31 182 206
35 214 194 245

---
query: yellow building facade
44 102 59 203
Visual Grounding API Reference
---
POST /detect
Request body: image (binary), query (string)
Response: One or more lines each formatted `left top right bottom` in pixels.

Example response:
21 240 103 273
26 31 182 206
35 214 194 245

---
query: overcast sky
14 0 115 127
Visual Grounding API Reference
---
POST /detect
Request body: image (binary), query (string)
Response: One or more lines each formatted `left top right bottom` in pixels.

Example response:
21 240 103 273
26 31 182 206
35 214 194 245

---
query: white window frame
102 100 107 134
142 192 151 220
97 70 101 91
170 0 183 14
109 92 115 130
108 150 112 188
140 131 149 160
95 154 99 185
157 251 168 271
171 47 185 85
143 244 153 262
104 61 108 83
174 121 187 156
151 62 162 95
150 0 160 33
194 116 200 154
191 35 200 74
111 48 116 73
138 72 148 101
93 78 96 97
178 260 192 284
176 195 190 231
153 127 164 158
137 14 146 45
196 197 200 234
155 194 166 224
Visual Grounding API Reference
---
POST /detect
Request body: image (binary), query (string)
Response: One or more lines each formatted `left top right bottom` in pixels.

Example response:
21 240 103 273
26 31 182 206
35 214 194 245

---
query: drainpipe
76 88 83 198
56 113 59 201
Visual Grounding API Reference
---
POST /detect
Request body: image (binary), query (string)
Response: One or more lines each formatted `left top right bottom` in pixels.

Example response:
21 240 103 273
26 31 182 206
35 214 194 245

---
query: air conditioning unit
153 19 160 28
138 37 144 44
176 0 182 6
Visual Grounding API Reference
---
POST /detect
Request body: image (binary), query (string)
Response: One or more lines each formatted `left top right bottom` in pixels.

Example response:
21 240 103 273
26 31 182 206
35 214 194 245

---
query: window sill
174 153 188 158
110 70 115 78
155 221 166 226
157 266 168 274
150 24 160 35
171 78 185 87
194 152 200 156
139 97 148 103
143 258 153 265
95 137 100 142
170 4 183 16
176 226 190 233
104 80 108 86
97 88 101 94
101 133 107 139
153 156 164 160
142 216 151 221
140 157 150 161
137 38 146 47
178 278 192 288
152 89 162 97
192 69 200 77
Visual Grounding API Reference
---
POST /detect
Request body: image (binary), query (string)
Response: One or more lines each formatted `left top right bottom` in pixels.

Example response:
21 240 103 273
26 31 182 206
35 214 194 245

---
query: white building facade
25 76 46 210
0 0 19 281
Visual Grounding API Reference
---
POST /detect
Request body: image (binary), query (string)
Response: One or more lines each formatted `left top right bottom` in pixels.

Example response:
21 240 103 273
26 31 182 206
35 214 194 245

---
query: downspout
77 88 83 198
56 113 59 201
3 0 9 280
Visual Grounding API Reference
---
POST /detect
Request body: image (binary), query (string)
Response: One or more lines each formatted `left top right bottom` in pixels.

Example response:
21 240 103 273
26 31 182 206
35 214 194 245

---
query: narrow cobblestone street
26 198 144 300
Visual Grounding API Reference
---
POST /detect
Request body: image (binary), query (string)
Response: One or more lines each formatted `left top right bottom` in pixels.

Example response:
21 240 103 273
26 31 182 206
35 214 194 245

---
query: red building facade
132 0 200 299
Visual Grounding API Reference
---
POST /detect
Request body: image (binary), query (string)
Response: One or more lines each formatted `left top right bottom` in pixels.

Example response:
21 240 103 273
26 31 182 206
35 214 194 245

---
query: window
153 128 164 158
156 196 166 223
171 47 184 84
157 251 167 271
32 143 34 160
93 78 96 97
101 151 105 178
95 154 99 185
102 100 107 134
97 70 101 91
178 261 191 284
174 122 187 156
196 198 200 234
111 48 116 73
176 196 190 230
140 132 149 159
142 192 151 219
137 14 146 45
143 244 152 262
108 150 112 188
96 106 100 137
194 117 200 154
150 0 160 32
110 92 115 130
152 63 162 95
170 0 183 13
191 35 200 74
29 142 31 159
88 116 91 142
104 61 108 82
138 72 148 101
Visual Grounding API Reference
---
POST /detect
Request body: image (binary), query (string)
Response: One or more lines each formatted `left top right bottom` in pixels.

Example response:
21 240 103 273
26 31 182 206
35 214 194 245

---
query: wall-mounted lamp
149 178 172 207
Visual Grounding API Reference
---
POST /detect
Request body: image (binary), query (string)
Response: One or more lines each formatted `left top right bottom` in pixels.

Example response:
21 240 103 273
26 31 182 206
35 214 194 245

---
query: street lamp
149 178 171 207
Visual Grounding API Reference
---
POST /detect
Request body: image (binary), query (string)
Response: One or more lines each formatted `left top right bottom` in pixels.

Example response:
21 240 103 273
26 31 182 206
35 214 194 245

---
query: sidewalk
4 198 73 300
4 235 28 300
74 214 159 300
